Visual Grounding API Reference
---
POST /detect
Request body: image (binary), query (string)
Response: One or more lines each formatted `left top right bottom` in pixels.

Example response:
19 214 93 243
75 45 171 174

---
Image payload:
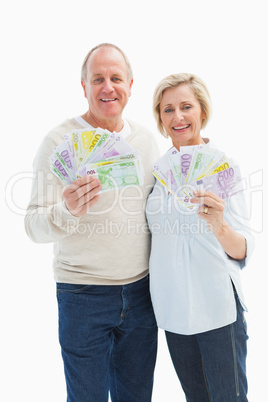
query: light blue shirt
146 164 254 335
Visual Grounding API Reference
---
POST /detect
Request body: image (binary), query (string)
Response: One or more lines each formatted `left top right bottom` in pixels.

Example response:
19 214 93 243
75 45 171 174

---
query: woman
146 73 254 401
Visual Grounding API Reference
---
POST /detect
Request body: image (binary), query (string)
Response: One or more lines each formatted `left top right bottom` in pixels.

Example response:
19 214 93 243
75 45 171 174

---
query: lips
173 124 190 131
100 98 117 102
173 124 190 130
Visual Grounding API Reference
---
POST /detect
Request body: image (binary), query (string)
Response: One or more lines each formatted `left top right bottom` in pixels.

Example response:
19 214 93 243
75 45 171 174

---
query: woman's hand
190 190 246 260
63 175 102 217
190 190 225 236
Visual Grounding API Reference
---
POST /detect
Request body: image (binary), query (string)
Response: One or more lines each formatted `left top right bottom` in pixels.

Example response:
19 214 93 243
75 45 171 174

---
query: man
25 43 159 401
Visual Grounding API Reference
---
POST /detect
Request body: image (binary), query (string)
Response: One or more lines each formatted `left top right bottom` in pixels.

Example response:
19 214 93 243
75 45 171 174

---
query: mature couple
25 43 254 402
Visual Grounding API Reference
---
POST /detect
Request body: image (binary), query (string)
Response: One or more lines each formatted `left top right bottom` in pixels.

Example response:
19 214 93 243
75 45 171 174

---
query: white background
2 0 267 400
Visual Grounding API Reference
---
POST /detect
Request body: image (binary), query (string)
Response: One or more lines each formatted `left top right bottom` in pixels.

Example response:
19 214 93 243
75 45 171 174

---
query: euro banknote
86 159 143 192
153 144 244 210
50 127 144 191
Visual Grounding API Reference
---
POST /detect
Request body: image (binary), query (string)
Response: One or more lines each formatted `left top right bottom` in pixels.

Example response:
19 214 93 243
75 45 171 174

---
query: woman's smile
172 124 191 132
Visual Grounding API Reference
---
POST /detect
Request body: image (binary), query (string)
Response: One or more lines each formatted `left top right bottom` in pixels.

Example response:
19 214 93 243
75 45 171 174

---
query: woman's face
160 84 205 150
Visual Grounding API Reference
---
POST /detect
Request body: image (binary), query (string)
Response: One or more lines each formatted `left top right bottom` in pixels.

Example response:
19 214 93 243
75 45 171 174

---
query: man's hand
63 176 101 217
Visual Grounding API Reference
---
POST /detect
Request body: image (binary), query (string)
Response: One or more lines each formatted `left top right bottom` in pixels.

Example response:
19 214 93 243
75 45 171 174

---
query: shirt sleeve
224 190 255 269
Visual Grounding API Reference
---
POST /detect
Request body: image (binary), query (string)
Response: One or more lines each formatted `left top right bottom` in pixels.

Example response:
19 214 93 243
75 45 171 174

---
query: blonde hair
81 43 133 82
153 73 212 137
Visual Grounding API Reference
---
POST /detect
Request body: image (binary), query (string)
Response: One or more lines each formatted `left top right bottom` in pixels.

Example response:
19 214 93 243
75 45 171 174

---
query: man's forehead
86 47 128 75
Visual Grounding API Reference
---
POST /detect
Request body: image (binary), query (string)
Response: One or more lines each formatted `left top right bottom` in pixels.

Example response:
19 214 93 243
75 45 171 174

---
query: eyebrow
91 72 123 78
161 103 172 108
161 100 193 108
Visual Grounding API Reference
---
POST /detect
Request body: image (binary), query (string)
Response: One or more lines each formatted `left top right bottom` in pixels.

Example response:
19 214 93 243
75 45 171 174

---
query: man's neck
81 112 124 133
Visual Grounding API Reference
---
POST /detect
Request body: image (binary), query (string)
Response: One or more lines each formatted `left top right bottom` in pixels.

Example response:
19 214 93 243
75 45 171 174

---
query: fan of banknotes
50 127 144 192
153 144 244 210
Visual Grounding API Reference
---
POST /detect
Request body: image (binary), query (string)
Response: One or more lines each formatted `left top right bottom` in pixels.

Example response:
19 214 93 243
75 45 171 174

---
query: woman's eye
164 108 173 113
183 105 191 110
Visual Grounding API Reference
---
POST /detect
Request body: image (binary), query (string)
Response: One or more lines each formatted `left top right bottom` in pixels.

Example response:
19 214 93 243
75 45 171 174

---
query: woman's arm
191 190 246 260
212 219 246 260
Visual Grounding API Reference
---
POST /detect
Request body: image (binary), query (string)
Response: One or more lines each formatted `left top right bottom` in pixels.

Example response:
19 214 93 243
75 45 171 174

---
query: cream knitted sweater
25 118 159 285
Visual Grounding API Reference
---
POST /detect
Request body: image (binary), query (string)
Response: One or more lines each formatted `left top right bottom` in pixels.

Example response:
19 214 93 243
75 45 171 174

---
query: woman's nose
174 110 184 121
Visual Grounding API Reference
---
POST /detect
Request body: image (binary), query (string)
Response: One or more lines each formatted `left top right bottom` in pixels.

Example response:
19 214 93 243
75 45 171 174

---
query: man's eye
112 77 121 82
93 78 103 83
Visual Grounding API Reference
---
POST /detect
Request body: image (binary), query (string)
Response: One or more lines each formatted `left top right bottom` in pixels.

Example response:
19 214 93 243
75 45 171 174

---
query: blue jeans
56 275 158 402
165 292 248 401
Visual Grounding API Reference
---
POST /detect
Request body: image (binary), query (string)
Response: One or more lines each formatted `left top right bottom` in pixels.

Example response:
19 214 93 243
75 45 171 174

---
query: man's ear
81 80 87 98
129 79 134 97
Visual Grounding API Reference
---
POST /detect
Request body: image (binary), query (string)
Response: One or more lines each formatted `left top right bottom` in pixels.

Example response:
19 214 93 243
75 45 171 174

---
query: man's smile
100 98 117 102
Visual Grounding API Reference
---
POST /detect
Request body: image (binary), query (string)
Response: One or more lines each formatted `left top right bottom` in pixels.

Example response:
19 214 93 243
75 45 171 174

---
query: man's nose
102 79 114 92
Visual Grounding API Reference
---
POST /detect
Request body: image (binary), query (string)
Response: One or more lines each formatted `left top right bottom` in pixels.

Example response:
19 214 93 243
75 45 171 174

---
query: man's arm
24 133 100 243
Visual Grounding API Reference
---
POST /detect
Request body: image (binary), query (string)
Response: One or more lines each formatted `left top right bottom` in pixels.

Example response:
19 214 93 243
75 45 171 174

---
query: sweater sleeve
24 132 81 244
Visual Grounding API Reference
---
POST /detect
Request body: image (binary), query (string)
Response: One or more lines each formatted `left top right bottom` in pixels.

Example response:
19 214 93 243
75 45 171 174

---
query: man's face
81 46 133 131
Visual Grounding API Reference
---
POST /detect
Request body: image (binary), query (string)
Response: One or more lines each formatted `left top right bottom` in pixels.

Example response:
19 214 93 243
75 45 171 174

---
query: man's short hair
81 43 133 82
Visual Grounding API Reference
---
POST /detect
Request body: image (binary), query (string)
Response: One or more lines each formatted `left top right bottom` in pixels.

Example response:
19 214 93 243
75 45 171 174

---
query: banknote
153 154 177 193
86 159 144 192
66 129 95 170
186 146 225 183
80 129 111 167
49 142 77 183
180 145 197 185
183 165 245 199
50 127 144 193
153 144 244 210
153 151 195 210
167 147 181 187
77 131 136 177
